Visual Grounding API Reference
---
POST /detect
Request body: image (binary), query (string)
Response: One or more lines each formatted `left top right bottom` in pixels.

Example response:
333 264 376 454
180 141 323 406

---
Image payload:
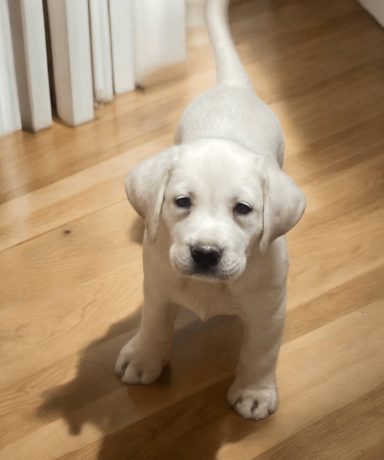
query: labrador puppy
116 0 306 420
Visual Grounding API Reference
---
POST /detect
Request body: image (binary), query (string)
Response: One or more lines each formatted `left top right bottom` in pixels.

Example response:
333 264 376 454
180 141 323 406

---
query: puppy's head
126 139 305 281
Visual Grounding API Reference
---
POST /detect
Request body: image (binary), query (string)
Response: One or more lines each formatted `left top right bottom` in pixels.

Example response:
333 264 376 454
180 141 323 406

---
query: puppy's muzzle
190 244 222 270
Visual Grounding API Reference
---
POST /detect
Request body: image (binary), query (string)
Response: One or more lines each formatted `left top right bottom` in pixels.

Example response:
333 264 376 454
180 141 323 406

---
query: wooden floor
1 0 384 458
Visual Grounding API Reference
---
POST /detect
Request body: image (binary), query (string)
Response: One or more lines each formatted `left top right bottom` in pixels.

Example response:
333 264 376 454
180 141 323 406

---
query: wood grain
1 0 384 459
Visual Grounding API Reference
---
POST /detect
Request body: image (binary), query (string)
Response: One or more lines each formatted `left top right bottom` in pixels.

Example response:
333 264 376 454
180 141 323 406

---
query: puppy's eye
175 197 191 208
234 202 252 214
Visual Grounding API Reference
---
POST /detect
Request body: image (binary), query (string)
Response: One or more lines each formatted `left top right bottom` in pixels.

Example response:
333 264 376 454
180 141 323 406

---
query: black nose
191 245 222 269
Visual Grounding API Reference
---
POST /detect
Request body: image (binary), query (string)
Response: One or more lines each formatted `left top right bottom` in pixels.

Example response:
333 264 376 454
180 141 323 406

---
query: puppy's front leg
227 289 286 420
116 288 179 384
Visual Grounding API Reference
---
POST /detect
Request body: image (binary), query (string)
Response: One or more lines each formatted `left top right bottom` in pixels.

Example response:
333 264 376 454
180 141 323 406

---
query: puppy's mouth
179 263 243 283
187 267 229 282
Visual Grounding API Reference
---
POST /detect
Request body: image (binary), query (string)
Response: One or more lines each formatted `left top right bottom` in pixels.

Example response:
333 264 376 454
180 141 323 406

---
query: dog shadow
129 216 146 246
36 300 276 459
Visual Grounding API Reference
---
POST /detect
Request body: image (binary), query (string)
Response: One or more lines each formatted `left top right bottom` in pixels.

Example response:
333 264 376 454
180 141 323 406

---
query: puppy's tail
205 0 250 86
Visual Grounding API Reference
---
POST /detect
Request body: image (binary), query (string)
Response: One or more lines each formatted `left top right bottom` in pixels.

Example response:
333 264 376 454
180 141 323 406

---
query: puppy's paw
227 383 279 420
115 337 166 385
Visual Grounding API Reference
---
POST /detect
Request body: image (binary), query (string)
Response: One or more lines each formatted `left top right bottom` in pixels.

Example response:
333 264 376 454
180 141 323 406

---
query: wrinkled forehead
168 141 263 202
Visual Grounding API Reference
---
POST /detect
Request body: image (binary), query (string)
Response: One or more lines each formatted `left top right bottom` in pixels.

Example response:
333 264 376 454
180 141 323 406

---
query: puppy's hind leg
116 289 179 385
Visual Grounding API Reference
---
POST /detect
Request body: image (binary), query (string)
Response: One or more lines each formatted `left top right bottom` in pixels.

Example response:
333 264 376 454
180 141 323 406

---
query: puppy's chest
171 279 236 322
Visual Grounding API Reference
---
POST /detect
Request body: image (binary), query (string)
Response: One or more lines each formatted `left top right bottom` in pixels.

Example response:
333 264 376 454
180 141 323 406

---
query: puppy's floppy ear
260 161 306 255
125 146 178 243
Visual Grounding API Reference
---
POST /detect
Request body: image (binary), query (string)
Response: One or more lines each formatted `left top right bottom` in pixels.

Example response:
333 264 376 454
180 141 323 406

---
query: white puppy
116 0 306 420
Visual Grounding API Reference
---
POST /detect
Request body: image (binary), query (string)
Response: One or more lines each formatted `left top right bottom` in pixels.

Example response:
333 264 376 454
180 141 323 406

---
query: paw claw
235 397 242 406
251 400 258 413
116 361 129 377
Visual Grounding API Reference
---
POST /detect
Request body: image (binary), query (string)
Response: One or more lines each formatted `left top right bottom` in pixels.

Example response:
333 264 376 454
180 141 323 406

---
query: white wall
133 0 186 87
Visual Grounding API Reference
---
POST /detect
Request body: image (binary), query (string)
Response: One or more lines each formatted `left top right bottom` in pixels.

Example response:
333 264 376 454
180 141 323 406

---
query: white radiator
0 0 22 137
0 0 187 137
